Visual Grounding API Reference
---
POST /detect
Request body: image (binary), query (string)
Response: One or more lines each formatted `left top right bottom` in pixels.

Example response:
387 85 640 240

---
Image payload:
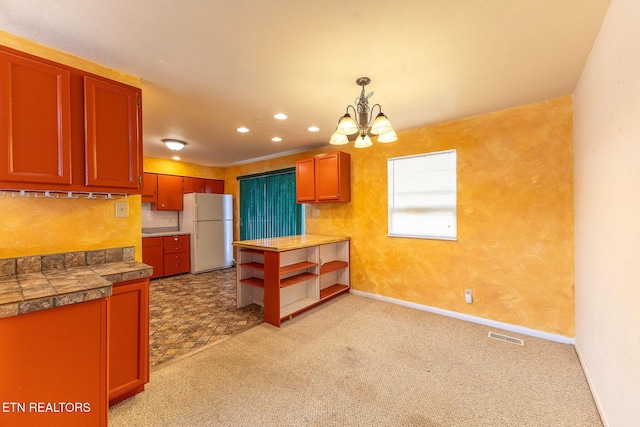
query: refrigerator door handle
194 203 198 221
194 222 198 248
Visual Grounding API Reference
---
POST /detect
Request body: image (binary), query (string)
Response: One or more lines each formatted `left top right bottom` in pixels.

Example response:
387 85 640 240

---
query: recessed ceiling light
236 127 250 133
273 113 287 120
172 156 181 161
308 126 320 132
271 137 282 142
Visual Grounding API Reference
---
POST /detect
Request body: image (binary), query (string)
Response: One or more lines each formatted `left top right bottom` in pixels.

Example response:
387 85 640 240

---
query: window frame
387 149 457 241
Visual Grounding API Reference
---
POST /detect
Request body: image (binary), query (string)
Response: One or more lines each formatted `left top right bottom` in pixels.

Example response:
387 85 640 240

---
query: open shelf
280 261 317 275
280 272 317 288
320 284 349 300
320 260 348 275
281 297 316 319
240 262 264 271
240 248 264 255
239 277 264 288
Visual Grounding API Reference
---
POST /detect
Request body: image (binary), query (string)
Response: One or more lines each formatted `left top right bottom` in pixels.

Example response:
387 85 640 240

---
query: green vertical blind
238 170 303 240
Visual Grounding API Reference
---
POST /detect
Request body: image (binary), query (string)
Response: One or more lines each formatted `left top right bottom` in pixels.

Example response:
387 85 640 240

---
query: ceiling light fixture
272 137 282 142
162 139 187 151
330 77 397 148
236 127 250 133
308 126 320 132
273 113 288 120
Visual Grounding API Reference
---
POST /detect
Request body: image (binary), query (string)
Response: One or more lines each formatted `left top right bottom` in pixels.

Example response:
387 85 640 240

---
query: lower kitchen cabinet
142 234 190 278
163 234 190 276
0 298 108 427
108 278 150 406
142 236 163 279
235 236 350 327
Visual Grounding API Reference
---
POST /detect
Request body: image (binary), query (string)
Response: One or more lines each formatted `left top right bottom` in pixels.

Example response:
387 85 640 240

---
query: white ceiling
0 0 611 166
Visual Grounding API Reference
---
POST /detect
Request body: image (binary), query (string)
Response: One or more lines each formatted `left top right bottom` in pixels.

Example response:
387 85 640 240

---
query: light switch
115 201 129 218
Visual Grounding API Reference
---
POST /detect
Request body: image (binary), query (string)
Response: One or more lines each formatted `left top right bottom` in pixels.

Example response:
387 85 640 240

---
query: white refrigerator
180 193 233 273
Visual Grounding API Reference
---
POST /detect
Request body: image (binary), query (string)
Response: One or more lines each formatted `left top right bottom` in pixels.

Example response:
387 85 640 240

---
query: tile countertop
232 234 350 252
142 231 191 238
0 247 153 319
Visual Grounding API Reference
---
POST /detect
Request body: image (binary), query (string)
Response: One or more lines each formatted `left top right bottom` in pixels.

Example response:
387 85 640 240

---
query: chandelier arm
368 104 384 128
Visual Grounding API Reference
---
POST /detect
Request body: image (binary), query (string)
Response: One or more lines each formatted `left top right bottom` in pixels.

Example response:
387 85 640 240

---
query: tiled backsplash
0 247 136 276
142 202 180 229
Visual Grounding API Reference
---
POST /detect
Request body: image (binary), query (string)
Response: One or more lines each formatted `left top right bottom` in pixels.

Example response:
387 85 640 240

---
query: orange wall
223 96 575 337
1 195 142 260
143 157 225 179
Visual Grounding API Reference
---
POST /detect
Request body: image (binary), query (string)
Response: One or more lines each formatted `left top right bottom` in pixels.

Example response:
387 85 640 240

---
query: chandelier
329 77 397 148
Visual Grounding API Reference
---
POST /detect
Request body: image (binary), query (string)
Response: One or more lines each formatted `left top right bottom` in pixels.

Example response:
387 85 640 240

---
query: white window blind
388 149 457 240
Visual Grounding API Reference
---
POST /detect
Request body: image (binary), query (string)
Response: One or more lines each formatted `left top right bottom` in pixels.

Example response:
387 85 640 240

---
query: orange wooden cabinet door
84 76 142 191
315 151 351 202
295 156 316 203
204 179 225 194
142 237 164 279
0 49 73 186
156 174 183 210
183 176 205 194
0 299 108 427
108 278 150 406
141 172 158 203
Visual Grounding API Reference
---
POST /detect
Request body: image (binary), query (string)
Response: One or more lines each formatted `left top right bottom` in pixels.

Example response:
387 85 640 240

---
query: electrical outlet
115 201 129 218
313 209 320 217
465 289 473 304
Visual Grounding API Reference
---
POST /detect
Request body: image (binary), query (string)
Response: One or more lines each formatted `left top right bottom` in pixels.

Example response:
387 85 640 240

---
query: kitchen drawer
162 235 189 245
164 243 189 254
163 252 189 276
142 236 163 247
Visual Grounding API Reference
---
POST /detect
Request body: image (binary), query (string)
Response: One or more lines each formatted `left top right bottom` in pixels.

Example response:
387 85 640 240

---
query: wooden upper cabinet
0 45 142 194
141 172 158 203
204 178 224 194
295 157 316 202
156 174 183 211
183 177 205 194
84 76 142 190
316 152 350 202
296 151 350 203
0 50 73 185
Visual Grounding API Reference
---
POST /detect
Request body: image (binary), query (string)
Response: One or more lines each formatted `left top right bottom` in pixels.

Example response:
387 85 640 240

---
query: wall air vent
488 331 524 346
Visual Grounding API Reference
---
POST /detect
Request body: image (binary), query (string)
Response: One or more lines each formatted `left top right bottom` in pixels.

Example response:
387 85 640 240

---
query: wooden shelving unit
320 284 349 300
320 260 348 275
239 277 264 288
235 237 350 327
280 272 317 288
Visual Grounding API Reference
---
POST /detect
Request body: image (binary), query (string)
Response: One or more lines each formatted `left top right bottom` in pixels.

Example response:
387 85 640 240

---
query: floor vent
488 332 524 346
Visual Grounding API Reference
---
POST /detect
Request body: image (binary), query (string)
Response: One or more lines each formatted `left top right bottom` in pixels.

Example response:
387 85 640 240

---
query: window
388 149 457 240
238 169 304 240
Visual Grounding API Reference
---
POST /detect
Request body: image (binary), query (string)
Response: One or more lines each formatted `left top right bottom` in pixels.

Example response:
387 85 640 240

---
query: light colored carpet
108 294 602 426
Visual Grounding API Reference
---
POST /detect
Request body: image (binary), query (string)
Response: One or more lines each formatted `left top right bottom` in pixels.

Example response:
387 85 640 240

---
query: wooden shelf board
280 297 316 318
320 260 348 275
240 262 264 271
280 272 317 288
239 277 264 288
280 261 317 275
320 284 349 300
240 248 264 255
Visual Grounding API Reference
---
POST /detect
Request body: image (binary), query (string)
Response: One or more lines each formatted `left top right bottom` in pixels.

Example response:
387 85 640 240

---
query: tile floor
149 268 263 367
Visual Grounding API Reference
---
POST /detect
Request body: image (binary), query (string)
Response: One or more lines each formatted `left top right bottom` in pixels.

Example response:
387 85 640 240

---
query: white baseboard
349 289 575 345
574 342 609 427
